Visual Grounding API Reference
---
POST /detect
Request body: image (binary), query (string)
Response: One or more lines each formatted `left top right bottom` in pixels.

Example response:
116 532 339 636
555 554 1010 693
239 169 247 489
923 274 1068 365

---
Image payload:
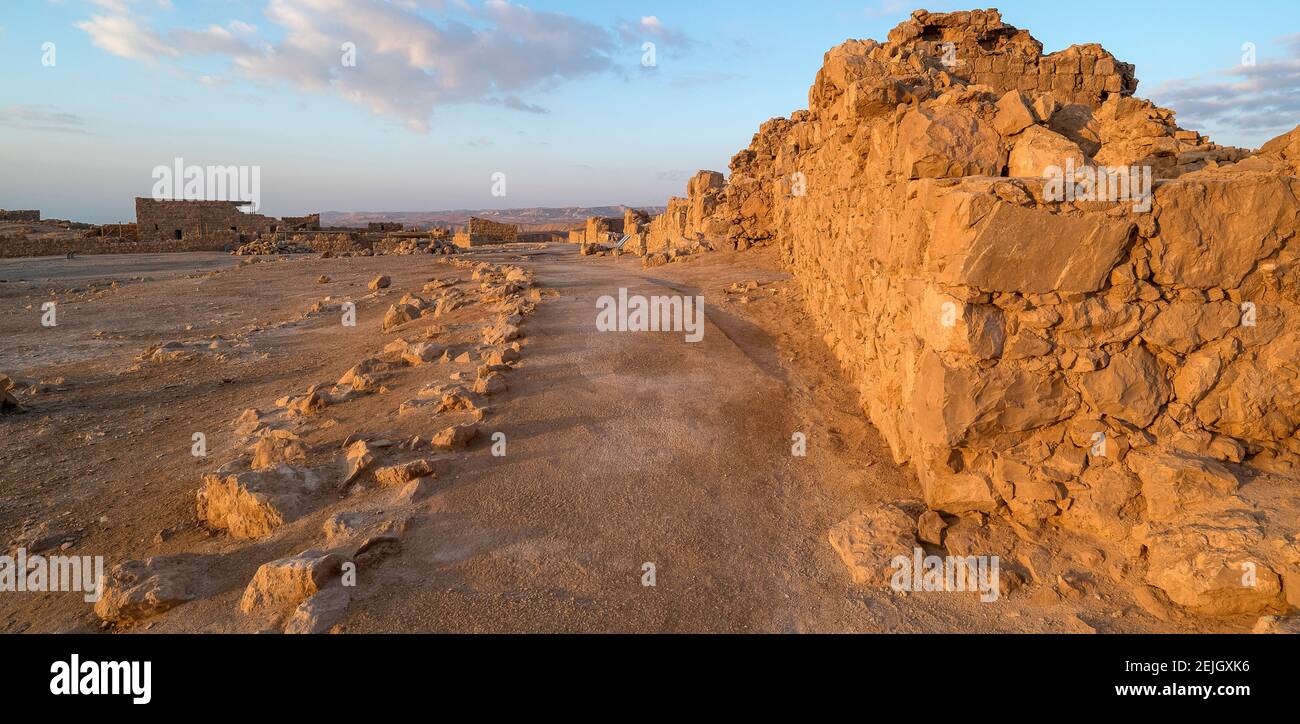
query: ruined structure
135 198 320 248
453 216 519 247
0 210 40 222
647 9 1299 616
368 222 403 232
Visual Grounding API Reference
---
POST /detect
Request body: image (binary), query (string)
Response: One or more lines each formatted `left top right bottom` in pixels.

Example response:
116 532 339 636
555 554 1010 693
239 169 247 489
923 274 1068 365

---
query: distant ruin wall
656 9 1299 616
368 222 403 232
0 210 40 222
283 214 321 231
0 237 230 258
136 198 275 245
466 217 518 242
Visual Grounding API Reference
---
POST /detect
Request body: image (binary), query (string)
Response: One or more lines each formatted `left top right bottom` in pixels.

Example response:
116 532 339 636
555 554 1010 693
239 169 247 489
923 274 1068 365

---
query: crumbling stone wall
584 216 624 244
643 171 727 259
281 214 321 231
0 210 40 222
466 217 518 242
136 198 277 246
657 9 1298 615
368 222 403 232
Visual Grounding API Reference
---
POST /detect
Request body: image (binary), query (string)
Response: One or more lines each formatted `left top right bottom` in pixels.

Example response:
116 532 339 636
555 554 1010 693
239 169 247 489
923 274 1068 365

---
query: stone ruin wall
136 198 279 248
650 9 1300 615
466 216 519 242
0 210 41 222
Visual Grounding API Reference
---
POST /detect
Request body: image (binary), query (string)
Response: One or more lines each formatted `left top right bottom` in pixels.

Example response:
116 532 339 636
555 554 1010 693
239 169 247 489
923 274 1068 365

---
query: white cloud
75 14 178 61
74 0 625 133
1149 34 1300 147
618 14 691 48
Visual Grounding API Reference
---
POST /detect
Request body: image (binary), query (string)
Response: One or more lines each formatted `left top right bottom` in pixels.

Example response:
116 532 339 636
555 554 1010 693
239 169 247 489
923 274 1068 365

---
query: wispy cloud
1149 34 1300 146
0 105 93 135
618 15 692 48
73 0 639 132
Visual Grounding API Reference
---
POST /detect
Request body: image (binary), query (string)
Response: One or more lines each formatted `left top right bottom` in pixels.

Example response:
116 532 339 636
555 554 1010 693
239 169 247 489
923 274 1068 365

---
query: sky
1 0 1297 223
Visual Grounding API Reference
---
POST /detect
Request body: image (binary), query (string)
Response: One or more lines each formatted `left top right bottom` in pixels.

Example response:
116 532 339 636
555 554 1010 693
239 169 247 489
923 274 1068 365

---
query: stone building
453 216 519 247
134 198 318 246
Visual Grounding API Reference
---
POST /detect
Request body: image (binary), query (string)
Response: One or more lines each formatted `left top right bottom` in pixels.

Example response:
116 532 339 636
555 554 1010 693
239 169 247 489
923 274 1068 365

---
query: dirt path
344 246 1117 632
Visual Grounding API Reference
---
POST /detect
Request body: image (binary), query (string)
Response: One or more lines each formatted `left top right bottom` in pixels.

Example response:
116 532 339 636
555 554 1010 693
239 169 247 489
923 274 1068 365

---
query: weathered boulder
828 504 918 585
197 466 322 539
94 555 212 624
239 550 345 616
1077 346 1169 428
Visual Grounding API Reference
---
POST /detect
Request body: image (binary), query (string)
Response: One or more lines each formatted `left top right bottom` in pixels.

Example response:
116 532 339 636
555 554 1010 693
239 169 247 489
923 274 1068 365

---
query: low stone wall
0 210 40 222
0 237 229 258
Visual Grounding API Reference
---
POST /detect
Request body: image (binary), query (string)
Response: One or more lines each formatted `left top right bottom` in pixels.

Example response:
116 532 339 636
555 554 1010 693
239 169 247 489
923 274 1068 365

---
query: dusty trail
347 246 1044 633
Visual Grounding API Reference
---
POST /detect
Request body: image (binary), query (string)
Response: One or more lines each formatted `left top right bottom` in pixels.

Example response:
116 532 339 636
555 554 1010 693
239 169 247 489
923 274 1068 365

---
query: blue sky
1 0 1297 223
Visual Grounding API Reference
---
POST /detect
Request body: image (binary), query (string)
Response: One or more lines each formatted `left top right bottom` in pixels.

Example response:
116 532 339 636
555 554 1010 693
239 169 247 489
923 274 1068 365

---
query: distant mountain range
321 206 665 232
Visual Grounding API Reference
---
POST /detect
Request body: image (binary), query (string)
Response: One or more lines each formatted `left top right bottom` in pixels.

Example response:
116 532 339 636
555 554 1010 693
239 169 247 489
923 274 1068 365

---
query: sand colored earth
1 246 1273 633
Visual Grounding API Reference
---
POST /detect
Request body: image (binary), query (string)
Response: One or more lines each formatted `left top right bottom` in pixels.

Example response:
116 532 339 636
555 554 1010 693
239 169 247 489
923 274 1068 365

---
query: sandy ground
0 246 1241 633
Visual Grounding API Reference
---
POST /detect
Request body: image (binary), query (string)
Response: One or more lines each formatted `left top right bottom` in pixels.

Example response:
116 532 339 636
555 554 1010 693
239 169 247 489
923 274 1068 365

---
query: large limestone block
910 283 1005 359
1057 466 1141 540
920 468 997 514
1254 124 1300 175
1007 125 1087 177
1125 448 1241 522
240 550 345 616
828 503 917 585
94 555 212 624
911 350 1079 448
993 90 1037 136
1142 301 1240 354
895 106 1005 179
1077 345 1169 427
1150 176 1298 288
931 199 1134 293
196 466 322 539
1141 518 1286 616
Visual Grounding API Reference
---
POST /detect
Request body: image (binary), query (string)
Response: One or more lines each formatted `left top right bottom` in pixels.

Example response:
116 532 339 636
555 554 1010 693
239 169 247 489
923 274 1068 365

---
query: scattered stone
828 503 917 585
373 458 437 487
917 510 947 546
283 585 351 634
473 372 507 396
240 551 345 616
431 422 478 451
249 429 308 471
197 466 322 539
94 555 211 624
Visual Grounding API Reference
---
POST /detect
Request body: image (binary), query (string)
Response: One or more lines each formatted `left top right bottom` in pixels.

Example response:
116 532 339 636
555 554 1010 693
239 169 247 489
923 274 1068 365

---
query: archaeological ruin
453 216 520 247
135 198 322 248
631 8 1300 616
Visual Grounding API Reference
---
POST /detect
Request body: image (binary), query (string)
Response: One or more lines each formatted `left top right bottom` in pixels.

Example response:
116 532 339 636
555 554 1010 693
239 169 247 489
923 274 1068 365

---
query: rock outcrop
650 9 1298 617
